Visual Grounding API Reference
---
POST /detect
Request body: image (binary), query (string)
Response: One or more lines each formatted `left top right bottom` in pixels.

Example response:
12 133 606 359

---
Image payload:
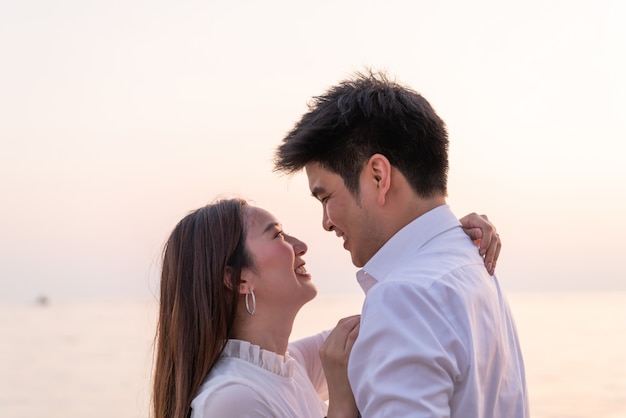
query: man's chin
350 253 365 268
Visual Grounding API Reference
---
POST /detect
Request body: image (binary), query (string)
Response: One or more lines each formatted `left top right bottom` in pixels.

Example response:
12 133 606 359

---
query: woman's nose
290 236 308 255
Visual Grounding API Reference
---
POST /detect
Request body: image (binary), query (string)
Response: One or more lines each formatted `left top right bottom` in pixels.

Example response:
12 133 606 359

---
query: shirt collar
356 204 460 294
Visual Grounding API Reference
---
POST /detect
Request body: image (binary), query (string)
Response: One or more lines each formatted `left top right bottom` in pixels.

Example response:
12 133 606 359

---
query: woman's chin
302 286 318 305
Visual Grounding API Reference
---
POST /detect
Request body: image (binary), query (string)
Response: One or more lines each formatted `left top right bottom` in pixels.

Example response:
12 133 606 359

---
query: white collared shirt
349 205 529 417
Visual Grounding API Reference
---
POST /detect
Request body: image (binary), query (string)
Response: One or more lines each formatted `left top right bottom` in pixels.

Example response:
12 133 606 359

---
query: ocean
1 292 625 418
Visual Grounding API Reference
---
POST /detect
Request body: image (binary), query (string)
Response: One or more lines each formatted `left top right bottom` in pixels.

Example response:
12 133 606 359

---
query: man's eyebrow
310 186 325 199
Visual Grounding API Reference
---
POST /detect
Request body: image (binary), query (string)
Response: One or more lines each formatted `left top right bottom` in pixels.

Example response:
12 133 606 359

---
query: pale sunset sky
1 0 624 303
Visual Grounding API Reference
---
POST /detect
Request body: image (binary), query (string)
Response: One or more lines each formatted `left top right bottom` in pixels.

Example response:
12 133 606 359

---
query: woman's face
241 206 317 312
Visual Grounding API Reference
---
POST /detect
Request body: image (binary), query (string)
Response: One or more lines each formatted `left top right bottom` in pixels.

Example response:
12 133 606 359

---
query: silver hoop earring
245 290 256 315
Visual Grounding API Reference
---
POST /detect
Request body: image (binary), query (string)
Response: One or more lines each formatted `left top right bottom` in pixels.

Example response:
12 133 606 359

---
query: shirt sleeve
191 383 276 418
349 280 467 417
288 329 332 401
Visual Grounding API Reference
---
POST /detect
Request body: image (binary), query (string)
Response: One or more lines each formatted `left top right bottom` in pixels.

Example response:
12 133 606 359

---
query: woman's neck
230 310 297 356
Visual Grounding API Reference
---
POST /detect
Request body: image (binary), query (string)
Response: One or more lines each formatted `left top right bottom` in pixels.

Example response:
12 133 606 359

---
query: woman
152 198 501 418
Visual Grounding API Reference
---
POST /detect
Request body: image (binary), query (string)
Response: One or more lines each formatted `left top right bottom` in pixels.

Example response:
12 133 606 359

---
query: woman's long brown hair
152 199 251 418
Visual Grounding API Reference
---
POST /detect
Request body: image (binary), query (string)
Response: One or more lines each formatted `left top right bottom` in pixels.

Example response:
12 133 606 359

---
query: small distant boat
36 295 49 306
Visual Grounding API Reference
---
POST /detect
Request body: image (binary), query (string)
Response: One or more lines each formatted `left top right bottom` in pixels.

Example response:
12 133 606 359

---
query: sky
1 0 625 304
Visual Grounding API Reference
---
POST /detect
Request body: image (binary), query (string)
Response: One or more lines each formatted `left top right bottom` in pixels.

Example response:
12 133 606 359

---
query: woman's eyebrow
262 222 281 234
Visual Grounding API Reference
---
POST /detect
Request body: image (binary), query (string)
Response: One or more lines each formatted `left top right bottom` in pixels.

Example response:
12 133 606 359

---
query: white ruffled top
190 333 330 418
221 339 295 377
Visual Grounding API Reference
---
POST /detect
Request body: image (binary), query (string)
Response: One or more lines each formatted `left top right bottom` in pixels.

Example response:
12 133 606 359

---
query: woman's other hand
460 213 502 275
320 315 360 418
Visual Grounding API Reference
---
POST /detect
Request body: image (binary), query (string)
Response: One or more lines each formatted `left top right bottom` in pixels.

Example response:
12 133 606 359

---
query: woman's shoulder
288 330 331 358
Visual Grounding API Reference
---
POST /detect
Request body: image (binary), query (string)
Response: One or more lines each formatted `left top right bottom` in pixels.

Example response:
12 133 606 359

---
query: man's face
305 162 381 267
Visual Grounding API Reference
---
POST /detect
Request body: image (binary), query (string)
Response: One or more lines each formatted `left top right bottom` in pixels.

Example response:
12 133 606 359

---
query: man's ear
367 153 392 204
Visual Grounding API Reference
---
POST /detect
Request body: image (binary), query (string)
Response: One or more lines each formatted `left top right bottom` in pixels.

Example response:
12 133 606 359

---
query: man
274 71 528 417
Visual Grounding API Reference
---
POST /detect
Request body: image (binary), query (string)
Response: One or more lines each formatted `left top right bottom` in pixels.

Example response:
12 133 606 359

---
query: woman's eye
276 230 285 238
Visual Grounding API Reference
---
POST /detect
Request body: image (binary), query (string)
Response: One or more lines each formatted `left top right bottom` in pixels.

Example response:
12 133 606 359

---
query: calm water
1 292 625 418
